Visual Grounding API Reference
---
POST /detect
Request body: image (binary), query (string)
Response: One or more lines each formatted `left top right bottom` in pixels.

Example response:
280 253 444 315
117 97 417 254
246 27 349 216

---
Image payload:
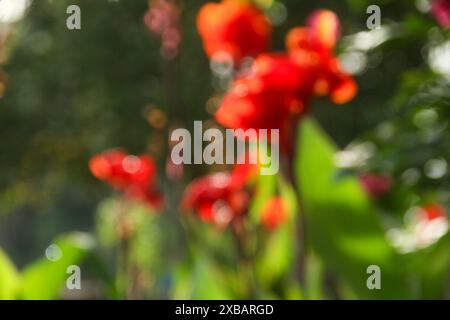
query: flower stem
232 219 257 299
285 122 308 288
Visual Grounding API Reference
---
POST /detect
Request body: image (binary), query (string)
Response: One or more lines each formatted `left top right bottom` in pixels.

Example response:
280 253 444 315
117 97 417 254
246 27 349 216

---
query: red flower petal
261 197 287 230
330 74 358 105
422 204 448 221
307 9 341 51
197 0 272 61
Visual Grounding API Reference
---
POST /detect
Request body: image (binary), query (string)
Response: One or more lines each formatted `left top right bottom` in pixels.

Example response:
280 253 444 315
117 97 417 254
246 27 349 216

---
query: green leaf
256 225 293 287
411 231 450 299
0 248 20 300
173 251 235 299
305 251 325 300
296 118 410 299
255 177 297 287
20 232 94 300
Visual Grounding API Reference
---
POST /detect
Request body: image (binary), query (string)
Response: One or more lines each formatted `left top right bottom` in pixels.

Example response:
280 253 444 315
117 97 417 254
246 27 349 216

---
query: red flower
260 196 287 230
359 173 393 198
89 149 162 210
215 53 308 154
214 10 357 155
181 163 256 226
123 154 157 188
89 149 129 189
215 55 307 129
286 10 357 105
431 0 450 28
197 0 272 62
421 204 448 221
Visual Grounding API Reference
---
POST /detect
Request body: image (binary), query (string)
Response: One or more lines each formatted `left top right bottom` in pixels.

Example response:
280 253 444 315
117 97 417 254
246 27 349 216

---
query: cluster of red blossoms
89 149 162 210
182 160 287 229
182 1 356 227
181 168 251 227
198 1 357 155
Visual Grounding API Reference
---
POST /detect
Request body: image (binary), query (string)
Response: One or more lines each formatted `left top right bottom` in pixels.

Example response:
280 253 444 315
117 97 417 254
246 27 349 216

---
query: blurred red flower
286 9 357 105
89 149 162 209
261 196 287 230
431 0 450 28
215 10 357 155
421 204 448 221
197 0 272 62
89 149 129 188
215 53 308 153
359 173 393 198
181 163 256 226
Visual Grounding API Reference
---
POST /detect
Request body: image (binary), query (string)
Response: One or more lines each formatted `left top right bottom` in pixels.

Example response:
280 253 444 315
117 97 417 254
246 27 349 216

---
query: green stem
232 219 257 299
286 121 307 287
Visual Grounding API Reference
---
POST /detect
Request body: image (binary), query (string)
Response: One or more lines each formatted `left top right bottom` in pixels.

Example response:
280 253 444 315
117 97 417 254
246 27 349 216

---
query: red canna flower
197 0 272 62
214 10 357 155
89 149 162 210
181 172 249 225
214 72 301 132
215 53 309 154
89 149 129 189
431 0 450 28
286 9 357 105
181 163 256 226
123 154 157 188
260 196 287 230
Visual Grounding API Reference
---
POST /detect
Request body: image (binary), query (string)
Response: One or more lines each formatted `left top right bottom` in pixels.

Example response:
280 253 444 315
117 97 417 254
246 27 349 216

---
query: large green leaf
0 248 20 300
20 232 94 300
296 118 411 299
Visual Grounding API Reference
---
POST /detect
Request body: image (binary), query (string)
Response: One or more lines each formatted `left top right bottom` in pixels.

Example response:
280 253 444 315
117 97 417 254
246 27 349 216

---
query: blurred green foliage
0 0 449 299
0 232 93 299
